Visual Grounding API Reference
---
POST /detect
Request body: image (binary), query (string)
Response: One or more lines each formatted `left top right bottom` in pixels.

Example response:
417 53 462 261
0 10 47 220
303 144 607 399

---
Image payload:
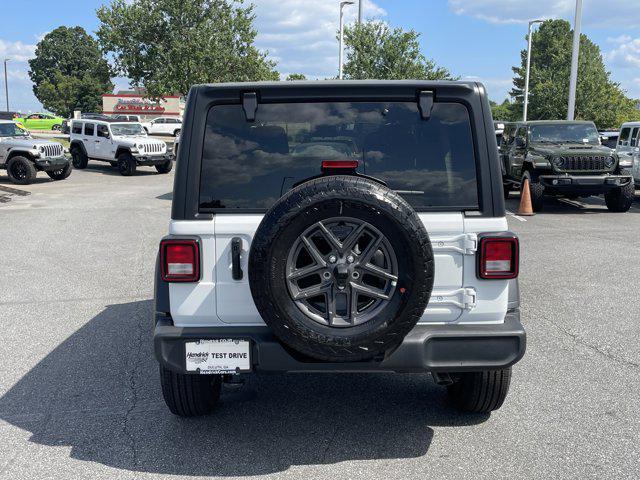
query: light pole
358 0 362 23
338 1 354 80
523 20 543 121
567 0 583 120
3 58 9 112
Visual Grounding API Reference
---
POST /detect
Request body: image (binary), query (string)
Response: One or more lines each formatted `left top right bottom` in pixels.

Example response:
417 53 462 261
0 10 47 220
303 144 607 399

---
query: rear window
84 123 95 136
71 122 82 134
199 101 479 211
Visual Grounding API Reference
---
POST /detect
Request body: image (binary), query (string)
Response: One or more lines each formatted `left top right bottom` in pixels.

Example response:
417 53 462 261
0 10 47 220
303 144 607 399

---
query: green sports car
15 113 66 131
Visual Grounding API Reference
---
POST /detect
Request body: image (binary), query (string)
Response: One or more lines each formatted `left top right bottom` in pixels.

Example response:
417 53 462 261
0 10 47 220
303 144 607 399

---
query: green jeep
15 113 65 131
500 120 634 212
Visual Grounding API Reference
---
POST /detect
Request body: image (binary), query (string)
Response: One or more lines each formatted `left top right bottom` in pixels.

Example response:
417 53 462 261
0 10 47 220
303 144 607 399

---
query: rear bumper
539 173 632 192
154 311 526 374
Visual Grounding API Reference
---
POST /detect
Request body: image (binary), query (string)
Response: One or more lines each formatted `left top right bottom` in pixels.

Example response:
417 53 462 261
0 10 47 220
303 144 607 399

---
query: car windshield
200 101 479 210
0 123 30 137
530 123 600 144
110 123 146 136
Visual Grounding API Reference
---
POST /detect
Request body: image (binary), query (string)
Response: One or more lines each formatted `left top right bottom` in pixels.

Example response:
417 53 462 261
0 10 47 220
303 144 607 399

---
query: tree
286 73 307 81
490 99 518 122
97 0 279 98
511 19 640 129
28 26 113 117
342 21 455 81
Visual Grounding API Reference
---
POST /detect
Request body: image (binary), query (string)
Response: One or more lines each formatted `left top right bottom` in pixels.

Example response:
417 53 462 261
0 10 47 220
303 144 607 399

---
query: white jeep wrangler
154 81 525 417
0 120 71 185
69 119 173 176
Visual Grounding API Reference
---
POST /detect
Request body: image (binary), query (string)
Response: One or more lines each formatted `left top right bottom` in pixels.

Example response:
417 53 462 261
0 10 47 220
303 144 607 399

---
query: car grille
41 144 64 158
142 142 164 154
559 155 611 171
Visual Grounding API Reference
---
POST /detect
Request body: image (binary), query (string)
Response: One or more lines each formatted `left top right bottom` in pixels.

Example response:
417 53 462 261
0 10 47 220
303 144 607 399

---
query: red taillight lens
478 236 519 279
160 239 200 282
321 160 359 170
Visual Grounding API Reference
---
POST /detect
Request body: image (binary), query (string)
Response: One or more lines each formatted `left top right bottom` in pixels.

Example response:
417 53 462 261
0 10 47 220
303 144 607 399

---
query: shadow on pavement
505 192 640 215
0 300 488 477
80 163 162 177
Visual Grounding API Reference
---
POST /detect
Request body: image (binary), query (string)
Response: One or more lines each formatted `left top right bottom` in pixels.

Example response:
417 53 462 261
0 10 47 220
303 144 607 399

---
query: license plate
185 339 251 374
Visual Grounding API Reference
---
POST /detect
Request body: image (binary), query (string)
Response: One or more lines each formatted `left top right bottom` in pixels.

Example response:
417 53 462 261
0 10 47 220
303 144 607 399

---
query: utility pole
3 58 9 112
358 0 362 23
338 1 354 79
523 20 543 121
567 0 583 121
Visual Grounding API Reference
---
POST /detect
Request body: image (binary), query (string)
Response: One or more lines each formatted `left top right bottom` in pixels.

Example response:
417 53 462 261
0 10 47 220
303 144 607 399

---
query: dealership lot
0 168 639 479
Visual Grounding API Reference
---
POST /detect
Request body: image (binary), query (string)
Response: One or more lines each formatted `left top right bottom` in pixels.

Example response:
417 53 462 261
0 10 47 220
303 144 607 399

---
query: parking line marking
506 210 527 222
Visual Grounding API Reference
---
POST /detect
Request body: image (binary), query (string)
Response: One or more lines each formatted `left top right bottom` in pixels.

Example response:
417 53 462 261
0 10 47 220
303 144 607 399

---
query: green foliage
342 21 456 81
490 99 519 122
28 26 113 117
96 0 279 98
286 73 307 81
511 19 640 129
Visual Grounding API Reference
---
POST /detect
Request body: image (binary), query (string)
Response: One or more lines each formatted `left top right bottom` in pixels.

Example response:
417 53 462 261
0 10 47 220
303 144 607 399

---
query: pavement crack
547 320 640 369
122 300 146 470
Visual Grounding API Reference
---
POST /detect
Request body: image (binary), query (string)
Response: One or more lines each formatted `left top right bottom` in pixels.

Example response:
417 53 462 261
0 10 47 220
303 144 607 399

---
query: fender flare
115 146 133 158
6 149 35 162
69 140 87 157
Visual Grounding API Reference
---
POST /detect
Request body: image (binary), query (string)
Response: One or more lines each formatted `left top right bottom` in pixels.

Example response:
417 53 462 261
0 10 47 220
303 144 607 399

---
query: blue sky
2 0 640 113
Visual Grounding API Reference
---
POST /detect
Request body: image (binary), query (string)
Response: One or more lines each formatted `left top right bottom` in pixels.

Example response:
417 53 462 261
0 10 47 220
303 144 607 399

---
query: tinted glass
84 123 95 136
71 122 82 134
631 127 639 147
200 101 478 210
619 127 630 144
97 124 109 138
530 123 599 144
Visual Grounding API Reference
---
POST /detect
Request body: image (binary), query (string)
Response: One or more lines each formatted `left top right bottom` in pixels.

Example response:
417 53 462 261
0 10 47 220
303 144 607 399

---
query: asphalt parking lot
1 166 639 479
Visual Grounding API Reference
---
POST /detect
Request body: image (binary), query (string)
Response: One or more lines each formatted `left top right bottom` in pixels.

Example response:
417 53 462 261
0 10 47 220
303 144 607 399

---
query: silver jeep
0 120 71 185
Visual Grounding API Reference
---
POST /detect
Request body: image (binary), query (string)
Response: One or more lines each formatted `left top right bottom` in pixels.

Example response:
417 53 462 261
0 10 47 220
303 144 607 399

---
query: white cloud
0 39 36 62
606 37 640 69
448 0 640 28
252 0 386 79
461 76 513 100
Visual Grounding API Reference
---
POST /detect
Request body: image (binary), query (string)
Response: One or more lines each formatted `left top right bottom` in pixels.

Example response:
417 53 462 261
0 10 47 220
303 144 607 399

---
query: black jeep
500 120 634 212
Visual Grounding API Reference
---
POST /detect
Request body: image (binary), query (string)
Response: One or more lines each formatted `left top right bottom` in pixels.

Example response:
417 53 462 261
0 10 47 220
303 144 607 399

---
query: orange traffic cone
518 178 535 216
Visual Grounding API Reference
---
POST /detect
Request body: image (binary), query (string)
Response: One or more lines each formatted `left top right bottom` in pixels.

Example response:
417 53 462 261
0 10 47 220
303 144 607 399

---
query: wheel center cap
334 263 350 288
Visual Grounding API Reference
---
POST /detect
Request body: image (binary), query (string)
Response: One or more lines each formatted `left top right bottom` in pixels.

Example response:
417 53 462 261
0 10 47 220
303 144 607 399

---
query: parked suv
142 116 182 136
500 120 633 212
0 120 71 184
69 119 173 176
615 121 640 186
154 81 525 417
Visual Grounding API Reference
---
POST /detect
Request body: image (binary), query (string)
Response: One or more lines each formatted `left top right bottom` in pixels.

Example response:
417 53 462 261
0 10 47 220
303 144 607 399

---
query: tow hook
432 372 454 386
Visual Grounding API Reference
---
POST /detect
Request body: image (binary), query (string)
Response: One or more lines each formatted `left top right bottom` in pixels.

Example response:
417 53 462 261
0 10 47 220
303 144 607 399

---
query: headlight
136 143 144 151
38 146 45 153
604 156 615 168
552 156 564 167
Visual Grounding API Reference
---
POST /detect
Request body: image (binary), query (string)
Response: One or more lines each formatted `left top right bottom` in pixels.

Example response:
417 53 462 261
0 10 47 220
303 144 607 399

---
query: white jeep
154 81 525 417
69 119 173 176
0 120 71 185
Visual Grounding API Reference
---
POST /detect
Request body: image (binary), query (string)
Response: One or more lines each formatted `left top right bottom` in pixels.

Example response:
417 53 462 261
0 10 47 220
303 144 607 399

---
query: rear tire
155 159 173 174
447 368 512 413
7 156 37 185
71 147 88 169
159 365 222 417
117 152 137 176
46 163 72 180
604 173 634 212
521 171 544 212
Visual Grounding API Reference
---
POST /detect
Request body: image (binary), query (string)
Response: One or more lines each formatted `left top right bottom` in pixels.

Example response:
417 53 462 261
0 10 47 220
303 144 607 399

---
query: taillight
160 239 200 282
321 160 359 170
478 236 519 279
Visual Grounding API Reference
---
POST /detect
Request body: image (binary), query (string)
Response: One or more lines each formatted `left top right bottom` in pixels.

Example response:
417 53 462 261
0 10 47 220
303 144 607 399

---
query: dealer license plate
185 339 251 374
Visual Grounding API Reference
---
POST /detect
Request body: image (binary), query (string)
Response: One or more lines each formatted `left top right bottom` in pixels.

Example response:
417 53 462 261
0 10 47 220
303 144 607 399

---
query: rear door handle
231 237 243 280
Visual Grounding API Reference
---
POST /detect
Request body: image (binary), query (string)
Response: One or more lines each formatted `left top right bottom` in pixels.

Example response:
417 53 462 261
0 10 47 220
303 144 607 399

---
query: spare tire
249 175 434 362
